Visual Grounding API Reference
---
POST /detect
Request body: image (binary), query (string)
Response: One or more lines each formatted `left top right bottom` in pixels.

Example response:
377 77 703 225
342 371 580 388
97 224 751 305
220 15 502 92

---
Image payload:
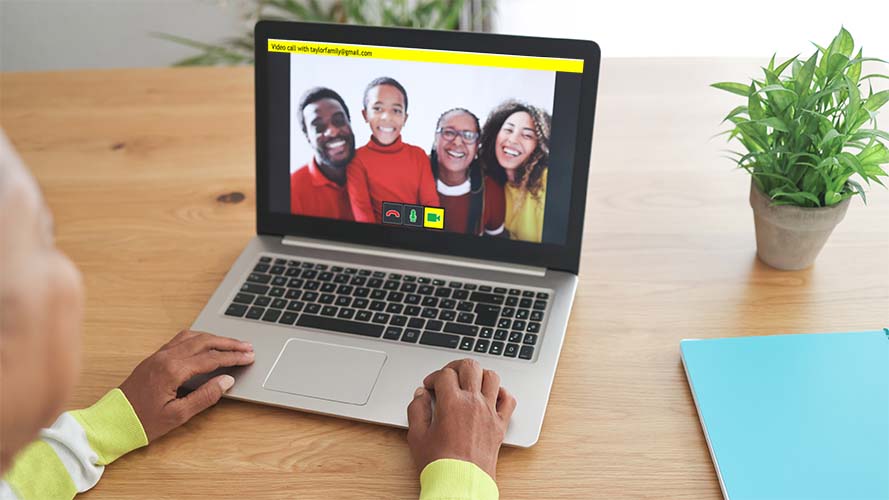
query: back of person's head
0 129 85 473
363 77 408 111
296 87 351 136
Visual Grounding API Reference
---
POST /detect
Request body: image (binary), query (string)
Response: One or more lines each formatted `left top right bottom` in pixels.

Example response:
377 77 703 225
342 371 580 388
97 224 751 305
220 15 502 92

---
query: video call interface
267 38 585 245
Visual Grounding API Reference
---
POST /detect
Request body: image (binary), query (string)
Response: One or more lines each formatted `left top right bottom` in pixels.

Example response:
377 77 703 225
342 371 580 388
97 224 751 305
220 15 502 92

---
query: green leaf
863 90 889 112
712 82 751 96
795 52 818 96
755 117 789 132
848 48 863 84
847 179 867 204
774 55 798 77
858 141 889 165
833 27 855 57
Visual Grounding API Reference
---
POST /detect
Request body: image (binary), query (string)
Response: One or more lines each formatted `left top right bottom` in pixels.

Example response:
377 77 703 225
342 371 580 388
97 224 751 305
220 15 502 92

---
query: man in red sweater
290 87 356 221
347 77 439 224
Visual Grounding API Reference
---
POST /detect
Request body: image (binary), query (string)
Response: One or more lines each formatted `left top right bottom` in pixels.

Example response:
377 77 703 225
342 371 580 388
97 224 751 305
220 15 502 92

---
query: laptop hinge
281 236 547 277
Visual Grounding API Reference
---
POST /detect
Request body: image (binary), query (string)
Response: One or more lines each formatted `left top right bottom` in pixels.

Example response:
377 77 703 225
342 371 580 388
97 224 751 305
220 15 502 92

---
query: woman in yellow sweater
479 101 551 243
0 130 515 500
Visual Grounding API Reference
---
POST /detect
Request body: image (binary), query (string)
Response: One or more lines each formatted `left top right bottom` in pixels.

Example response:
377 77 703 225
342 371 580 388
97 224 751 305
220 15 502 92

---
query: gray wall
0 0 244 71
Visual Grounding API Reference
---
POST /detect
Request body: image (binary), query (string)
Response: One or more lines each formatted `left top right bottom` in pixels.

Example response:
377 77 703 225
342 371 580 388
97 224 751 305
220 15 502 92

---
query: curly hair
429 108 483 190
479 100 551 198
296 87 351 136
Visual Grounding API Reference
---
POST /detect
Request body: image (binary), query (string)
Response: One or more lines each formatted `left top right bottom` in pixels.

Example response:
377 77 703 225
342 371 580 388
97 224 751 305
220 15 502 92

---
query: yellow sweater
504 168 547 243
1 389 497 500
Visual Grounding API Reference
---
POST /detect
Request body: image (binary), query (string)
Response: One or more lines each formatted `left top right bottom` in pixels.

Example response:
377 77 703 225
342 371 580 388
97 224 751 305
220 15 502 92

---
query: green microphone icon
409 209 417 224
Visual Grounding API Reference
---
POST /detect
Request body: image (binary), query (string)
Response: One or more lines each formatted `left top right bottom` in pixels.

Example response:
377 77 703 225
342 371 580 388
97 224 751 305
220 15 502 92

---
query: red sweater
290 158 353 221
438 176 505 235
346 137 439 223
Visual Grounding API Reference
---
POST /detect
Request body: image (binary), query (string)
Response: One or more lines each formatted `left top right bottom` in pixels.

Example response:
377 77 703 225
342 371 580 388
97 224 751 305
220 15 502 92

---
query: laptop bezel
254 20 600 275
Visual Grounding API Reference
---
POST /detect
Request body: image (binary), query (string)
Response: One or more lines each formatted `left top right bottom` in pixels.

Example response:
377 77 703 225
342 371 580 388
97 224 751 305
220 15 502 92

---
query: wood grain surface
1 59 887 499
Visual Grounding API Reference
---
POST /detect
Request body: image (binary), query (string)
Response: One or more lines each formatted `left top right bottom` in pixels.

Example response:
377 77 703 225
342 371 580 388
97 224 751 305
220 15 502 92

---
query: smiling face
362 84 407 146
434 111 479 178
302 98 355 169
494 111 538 172
1 131 85 472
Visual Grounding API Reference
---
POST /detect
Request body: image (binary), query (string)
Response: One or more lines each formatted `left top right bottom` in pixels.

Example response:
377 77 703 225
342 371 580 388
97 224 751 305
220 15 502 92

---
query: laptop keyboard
222 255 550 361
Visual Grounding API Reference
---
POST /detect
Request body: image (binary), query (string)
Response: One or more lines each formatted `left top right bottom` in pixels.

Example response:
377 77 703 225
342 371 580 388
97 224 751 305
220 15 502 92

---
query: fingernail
244 351 255 359
242 342 254 351
414 387 425 398
218 375 235 391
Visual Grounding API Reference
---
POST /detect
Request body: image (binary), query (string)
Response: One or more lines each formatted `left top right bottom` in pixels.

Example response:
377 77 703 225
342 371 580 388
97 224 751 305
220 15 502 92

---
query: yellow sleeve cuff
3 440 77 500
419 459 499 500
70 388 148 465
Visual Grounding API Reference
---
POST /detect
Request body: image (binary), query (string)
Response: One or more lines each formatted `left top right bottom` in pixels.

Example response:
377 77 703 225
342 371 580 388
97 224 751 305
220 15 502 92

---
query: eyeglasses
436 127 479 144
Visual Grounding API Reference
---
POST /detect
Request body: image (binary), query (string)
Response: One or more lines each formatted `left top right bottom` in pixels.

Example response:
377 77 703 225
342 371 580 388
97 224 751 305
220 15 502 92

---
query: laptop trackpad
263 338 387 406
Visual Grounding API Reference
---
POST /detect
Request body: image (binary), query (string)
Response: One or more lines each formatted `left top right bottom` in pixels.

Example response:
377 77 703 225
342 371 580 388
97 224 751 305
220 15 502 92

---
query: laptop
190 20 600 447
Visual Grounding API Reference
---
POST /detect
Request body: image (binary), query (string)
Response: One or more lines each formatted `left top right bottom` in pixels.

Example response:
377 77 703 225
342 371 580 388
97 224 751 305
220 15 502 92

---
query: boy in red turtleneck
346 77 439 223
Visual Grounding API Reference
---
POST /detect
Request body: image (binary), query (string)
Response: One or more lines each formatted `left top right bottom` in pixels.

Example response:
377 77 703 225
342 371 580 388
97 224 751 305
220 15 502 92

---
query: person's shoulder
291 163 311 181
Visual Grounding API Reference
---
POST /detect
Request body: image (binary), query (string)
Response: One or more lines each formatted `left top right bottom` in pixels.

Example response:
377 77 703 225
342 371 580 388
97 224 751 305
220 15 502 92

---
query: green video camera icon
426 212 441 223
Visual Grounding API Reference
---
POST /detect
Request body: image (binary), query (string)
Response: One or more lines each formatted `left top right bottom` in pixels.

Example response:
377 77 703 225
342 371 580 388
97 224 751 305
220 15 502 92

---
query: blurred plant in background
155 0 496 66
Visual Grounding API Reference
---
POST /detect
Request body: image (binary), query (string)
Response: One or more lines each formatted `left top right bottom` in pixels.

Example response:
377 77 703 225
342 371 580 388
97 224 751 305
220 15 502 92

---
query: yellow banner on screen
268 39 584 73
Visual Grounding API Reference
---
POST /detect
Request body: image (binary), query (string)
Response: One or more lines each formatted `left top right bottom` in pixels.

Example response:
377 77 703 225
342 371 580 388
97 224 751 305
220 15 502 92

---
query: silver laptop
190 21 600 447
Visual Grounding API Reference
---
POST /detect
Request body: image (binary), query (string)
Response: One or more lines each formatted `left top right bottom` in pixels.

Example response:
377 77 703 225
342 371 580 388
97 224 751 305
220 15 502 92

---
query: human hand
406 358 517 481
119 329 254 442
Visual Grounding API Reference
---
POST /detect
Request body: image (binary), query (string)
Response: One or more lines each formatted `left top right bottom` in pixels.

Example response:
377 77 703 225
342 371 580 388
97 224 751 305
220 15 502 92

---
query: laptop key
225 303 248 317
479 285 492 292
271 298 288 309
401 329 420 343
489 341 504 356
516 309 529 320
371 289 387 300
494 329 508 341
353 287 370 298
519 298 533 308
269 287 285 298
502 307 515 318
318 294 335 304
536 292 550 299
384 327 403 340
523 334 538 345
421 308 438 319
459 337 474 350
372 312 390 324
246 306 265 319
425 320 444 332
253 263 270 273
453 290 469 300
369 301 386 311
233 293 255 304
321 306 337 317
272 276 288 287
335 296 352 307
284 289 302 300
386 303 404 314
287 300 304 312
527 322 541 333
474 304 500 326
405 305 421 316
422 296 438 307
533 300 547 310
305 303 321 315
297 314 384 338
433 279 445 286
519 345 535 360
530 311 544 322
408 318 425 329
355 310 372 322
509 289 521 296
241 283 269 295
337 308 355 319
474 339 490 353
269 266 285 275
479 328 493 339
261 309 282 322
320 283 336 293
509 331 523 343
444 322 478 337
506 297 519 307
302 291 319 302
504 343 519 358
254 296 271 307
457 301 474 312
439 310 456 321
391 315 407 326
440 299 457 309
522 291 534 297
259 256 272 263
247 273 272 284
279 312 298 325
434 288 451 298
273 258 287 265
457 312 475 324
352 298 369 309
420 331 460 349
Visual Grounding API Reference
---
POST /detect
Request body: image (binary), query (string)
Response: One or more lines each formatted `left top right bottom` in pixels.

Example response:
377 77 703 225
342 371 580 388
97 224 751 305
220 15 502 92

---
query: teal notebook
680 330 889 500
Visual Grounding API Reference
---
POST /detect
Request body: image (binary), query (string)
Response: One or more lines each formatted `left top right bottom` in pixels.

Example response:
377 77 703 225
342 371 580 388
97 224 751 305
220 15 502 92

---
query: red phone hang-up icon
385 209 400 218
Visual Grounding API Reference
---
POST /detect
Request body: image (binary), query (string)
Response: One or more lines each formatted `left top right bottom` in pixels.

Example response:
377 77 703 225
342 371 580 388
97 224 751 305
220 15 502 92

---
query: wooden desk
2 60 887 499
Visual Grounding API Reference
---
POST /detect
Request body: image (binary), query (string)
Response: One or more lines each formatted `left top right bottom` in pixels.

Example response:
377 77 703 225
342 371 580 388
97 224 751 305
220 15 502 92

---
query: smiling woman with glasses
429 108 506 237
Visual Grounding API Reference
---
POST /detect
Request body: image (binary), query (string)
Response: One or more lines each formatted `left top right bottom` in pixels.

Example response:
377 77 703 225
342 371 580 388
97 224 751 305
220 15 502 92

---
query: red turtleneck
346 136 439 223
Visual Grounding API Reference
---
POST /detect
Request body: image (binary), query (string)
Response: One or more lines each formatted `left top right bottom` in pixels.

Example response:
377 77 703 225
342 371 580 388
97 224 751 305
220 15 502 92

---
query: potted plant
713 27 889 270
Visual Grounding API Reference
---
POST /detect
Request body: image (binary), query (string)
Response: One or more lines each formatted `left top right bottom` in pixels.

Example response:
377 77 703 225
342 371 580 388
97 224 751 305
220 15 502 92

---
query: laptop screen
258 23 599 272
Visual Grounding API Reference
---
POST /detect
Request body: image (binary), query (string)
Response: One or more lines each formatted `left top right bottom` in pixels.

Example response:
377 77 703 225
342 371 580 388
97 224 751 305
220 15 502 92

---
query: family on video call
290 76 551 243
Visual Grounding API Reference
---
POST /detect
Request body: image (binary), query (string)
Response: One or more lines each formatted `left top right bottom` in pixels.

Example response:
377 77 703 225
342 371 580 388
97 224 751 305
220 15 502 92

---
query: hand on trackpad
263 338 387 406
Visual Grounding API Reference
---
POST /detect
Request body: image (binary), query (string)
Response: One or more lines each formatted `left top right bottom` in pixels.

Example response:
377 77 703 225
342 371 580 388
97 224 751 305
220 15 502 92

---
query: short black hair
363 77 408 111
297 87 351 136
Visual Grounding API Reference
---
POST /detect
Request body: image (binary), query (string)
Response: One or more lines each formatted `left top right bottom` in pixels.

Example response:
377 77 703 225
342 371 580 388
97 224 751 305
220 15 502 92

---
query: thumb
173 374 235 423
406 387 433 434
